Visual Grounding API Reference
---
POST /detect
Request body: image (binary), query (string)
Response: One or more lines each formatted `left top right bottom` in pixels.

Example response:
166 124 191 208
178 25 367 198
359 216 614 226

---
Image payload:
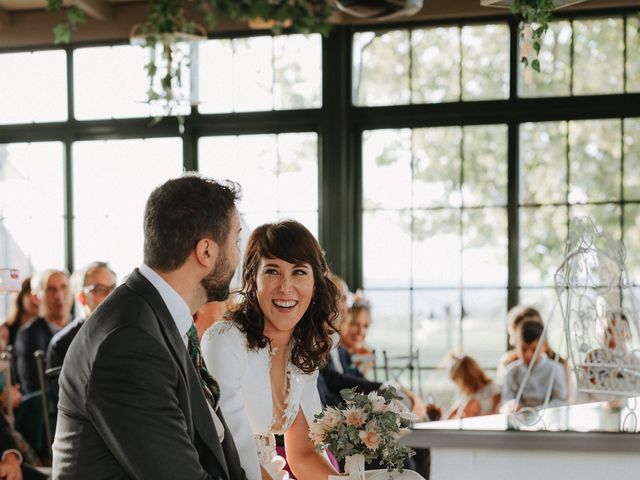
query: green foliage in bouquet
310 387 416 472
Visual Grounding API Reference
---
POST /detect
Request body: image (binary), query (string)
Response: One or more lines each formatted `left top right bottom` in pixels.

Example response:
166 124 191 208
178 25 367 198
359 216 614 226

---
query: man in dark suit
14 269 72 394
52 175 246 480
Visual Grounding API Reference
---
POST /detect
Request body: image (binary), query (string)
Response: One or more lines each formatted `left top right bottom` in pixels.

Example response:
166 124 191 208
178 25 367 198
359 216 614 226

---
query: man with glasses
46 262 116 403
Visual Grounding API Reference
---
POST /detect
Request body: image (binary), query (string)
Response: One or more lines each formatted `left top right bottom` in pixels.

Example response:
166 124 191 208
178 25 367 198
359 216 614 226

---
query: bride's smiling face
256 257 315 334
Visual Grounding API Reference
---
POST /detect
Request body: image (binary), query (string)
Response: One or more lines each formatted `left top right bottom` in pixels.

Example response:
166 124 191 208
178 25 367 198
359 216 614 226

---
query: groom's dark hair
143 174 241 271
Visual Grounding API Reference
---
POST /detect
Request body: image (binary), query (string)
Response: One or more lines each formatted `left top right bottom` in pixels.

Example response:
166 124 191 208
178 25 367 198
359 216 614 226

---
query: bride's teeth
274 300 297 308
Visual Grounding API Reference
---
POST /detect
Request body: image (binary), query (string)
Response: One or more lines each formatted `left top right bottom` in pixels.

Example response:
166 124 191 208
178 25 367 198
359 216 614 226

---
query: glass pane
0 142 65 274
199 133 318 219
413 289 461 366
573 18 624 95
363 210 411 288
411 27 461 103
73 138 183 280
74 45 190 120
462 124 508 207
365 289 411 359
418 370 456 413
353 31 411 106
623 205 640 286
520 206 569 287
519 21 572 98
627 16 640 92
461 24 509 101
200 135 278 213
569 203 622 243
231 37 274 112
198 35 321 114
362 129 412 210
0 50 67 124
462 289 507 368
520 121 568 205
275 133 318 212
273 34 322 109
624 118 640 200
412 126 462 208
197 39 234 114
462 208 508 287
518 288 567 358
412 209 461 288
568 119 622 204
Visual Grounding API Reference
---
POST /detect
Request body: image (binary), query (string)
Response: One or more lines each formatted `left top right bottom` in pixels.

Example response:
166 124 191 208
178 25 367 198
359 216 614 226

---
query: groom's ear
194 237 220 269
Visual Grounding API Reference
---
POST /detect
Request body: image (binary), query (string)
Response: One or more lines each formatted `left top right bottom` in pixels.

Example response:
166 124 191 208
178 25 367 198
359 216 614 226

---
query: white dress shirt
138 264 225 442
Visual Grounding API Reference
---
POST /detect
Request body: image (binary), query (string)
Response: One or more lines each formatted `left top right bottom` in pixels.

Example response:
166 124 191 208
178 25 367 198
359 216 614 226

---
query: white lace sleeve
201 322 262 480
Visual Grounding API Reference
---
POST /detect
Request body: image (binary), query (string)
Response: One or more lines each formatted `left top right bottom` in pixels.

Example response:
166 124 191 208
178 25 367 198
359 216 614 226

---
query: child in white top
446 355 500 419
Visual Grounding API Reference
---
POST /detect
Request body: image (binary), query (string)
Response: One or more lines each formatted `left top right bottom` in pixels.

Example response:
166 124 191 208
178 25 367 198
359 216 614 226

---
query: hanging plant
46 0 333 129
512 0 556 72
46 0 87 44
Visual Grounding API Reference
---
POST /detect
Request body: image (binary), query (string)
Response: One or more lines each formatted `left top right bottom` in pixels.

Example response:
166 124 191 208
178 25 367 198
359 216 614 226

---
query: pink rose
309 420 326 446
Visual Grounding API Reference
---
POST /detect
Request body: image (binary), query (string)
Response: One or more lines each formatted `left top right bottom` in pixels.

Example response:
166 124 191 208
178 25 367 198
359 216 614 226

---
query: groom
52 175 246 479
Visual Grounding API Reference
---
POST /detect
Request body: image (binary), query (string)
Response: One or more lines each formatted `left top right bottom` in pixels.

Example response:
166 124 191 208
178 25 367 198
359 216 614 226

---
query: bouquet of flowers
309 387 417 475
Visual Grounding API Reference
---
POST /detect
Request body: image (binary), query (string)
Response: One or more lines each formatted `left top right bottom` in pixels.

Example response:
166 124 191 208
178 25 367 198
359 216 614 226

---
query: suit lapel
125 269 229 479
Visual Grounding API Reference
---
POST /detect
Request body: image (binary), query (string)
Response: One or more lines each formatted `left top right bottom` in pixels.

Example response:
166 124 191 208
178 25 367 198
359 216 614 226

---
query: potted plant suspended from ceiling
46 0 334 130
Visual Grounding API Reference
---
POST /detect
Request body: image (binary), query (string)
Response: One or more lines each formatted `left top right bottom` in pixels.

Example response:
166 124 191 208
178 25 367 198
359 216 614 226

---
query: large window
353 11 640 400
0 8 639 405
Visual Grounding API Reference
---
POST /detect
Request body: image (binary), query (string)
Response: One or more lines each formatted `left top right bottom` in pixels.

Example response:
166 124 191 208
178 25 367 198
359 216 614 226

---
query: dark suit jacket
318 346 382 407
15 317 56 394
52 269 245 480
46 317 84 405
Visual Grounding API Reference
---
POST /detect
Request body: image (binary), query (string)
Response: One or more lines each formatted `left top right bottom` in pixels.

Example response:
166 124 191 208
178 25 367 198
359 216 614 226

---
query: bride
202 220 423 479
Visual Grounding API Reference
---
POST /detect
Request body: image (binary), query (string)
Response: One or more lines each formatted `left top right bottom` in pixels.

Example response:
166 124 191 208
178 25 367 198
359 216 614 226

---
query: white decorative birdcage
555 217 640 397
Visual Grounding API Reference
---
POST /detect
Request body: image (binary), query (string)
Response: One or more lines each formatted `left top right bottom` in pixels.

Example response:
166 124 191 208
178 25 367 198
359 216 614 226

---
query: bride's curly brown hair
227 220 339 373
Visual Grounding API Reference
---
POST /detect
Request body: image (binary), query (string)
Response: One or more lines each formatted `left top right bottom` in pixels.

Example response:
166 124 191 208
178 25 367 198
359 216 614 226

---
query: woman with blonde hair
447 355 500 419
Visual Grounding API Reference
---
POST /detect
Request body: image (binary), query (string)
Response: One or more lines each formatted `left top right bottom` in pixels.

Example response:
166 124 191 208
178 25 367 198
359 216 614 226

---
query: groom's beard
201 252 235 302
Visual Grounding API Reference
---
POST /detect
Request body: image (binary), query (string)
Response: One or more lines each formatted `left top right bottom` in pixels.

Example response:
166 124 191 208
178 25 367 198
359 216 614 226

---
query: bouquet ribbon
345 453 366 480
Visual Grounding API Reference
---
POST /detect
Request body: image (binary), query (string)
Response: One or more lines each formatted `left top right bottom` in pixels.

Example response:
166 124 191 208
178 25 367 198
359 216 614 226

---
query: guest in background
0 412 47 480
446 355 499 419
340 291 375 376
193 300 231 341
501 320 568 411
14 270 71 395
5 278 39 347
497 305 571 399
46 261 116 403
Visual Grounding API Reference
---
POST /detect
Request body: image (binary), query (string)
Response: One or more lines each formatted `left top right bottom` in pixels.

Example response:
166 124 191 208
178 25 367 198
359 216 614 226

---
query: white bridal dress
202 321 424 480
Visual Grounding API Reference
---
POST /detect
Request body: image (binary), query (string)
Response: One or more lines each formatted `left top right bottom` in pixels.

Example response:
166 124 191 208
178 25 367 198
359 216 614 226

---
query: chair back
382 348 423 397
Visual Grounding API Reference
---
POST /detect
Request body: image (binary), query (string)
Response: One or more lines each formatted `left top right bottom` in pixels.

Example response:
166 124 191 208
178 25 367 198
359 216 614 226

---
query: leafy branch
46 0 86 44
512 0 555 72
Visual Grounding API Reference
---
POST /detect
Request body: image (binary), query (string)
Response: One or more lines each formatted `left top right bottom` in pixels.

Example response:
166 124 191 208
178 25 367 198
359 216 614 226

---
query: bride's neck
265 328 293 350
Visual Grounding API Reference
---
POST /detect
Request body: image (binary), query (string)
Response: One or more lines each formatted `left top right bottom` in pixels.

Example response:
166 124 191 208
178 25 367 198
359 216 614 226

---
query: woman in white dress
202 220 341 479
202 220 424 480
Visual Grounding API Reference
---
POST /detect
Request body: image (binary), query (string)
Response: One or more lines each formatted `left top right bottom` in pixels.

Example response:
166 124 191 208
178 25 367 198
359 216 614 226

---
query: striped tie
186 324 221 410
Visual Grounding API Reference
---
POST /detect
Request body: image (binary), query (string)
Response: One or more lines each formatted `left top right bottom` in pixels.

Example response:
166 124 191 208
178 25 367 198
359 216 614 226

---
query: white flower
367 391 386 413
323 407 343 429
309 419 326 446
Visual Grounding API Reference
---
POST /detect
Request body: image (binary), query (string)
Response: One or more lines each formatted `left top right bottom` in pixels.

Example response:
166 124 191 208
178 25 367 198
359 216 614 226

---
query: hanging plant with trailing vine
46 0 333 129
511 0 556 72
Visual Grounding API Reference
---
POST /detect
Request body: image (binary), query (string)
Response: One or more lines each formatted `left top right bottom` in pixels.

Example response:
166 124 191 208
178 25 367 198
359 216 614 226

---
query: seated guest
446 355 500 419
497 305 568 382
15 270 71 395
0 413 47 480
501 320 568 411
46 262 116 402
340 291 375 376
319 275 383 407
5 278 40 347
